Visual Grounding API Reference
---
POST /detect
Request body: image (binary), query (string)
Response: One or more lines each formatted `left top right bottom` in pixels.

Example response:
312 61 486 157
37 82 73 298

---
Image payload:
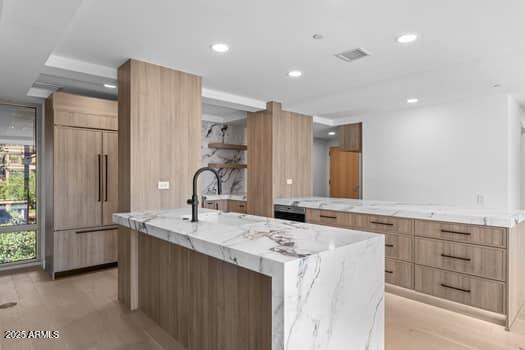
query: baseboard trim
0 261 43 276
386 283 507 327
54 262 118 279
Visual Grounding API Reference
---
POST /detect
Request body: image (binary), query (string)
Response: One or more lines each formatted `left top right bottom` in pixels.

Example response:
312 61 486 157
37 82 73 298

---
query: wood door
329 147 360 198
54 127 103 230
102 132 118 226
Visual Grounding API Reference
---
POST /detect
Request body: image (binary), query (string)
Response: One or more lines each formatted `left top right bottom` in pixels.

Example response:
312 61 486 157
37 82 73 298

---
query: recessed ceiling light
312 33 324 40
407 98 419 104
211 43 230 53
396 33 418 44
288 70 303 78
104 83 117 89
328 131 336 136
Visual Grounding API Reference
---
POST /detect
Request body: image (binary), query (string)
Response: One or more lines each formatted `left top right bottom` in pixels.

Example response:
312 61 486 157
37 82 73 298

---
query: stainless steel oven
273 205 306 222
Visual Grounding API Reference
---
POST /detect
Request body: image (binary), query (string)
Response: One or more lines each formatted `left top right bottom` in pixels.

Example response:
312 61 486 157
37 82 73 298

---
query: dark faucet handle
186 198 193 205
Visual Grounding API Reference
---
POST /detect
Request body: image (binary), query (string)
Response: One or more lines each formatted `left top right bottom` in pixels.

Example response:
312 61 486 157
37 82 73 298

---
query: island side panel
118 227 139 310
137 232 272 350
282 236 385 350
508 220 525 329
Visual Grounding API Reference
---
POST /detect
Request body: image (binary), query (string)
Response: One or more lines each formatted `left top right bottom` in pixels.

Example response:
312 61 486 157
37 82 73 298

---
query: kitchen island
115 208 384 350
274 197 525 329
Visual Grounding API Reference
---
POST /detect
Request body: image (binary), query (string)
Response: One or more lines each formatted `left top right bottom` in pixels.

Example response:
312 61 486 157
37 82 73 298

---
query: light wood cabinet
227 200 247 214
414 220 507 248
45 92 118 278
384 233 413 261
351 213 414 235
338 122 362 152
54 228 117 272
304 207 525 328
203 199 227 211
415 265 505 314
305 209 348 228
54 127 103 230
415 237 506 281
54 127 117 230
202 199 246 214
386 258 414 289
102 132 118 226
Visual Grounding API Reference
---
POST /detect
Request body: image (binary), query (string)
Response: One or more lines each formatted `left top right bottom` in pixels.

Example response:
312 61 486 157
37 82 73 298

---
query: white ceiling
0 0 82 103
1 0 525 119
49 0 525 118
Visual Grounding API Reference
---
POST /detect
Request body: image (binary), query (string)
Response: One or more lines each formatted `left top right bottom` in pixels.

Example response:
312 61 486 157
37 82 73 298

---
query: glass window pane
0 105 36 226
0 231 37 264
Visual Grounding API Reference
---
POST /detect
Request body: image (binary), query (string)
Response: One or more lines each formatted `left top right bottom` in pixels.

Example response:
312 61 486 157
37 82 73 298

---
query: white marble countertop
114 208 384 349
202 193 247 201
275 197 525 228
113 207 380 268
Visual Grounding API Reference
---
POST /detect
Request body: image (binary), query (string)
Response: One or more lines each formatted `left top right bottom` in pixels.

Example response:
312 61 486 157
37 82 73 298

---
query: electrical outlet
286 179 293 185
476 194 485 206
158 181 170 190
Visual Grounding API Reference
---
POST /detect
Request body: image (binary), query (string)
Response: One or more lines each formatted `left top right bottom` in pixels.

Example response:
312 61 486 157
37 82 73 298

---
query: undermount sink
180 211 220 221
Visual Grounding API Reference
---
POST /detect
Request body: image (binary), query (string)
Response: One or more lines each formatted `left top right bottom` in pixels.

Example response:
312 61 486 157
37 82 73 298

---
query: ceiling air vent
334 48 371 62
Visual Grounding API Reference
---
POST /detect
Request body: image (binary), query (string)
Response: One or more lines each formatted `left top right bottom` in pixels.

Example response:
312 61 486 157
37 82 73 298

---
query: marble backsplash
200 121 246 194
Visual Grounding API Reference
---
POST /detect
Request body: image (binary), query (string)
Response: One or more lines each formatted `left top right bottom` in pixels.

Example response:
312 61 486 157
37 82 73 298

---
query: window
0 104 37 265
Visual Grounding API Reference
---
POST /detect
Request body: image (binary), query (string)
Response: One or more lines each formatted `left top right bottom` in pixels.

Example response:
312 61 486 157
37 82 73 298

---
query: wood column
247 102 313 217
117 59 201 212
117 59 202 308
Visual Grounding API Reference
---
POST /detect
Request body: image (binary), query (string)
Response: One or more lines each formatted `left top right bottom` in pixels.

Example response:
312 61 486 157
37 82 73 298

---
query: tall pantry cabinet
45 92 118 278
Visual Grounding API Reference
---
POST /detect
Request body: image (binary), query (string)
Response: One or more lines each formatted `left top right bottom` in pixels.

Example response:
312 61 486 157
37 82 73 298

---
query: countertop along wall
330 94 521 209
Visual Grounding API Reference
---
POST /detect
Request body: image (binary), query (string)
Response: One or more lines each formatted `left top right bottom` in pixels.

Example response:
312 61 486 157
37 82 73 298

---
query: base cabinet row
305 207 520 327
202 199 247 214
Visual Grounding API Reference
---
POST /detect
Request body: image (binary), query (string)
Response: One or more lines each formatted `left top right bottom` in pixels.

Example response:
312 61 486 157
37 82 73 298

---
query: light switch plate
286 179 293 185
158 181 170 190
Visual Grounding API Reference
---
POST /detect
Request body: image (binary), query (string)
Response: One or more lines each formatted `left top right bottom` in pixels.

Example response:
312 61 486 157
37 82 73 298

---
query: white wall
338 94 520 209
507 96 524 209
312 138 330 196
522 128 525 209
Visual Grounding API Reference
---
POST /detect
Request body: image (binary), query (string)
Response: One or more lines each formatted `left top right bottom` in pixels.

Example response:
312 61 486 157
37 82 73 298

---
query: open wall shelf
208 163 247 169
208 143 247 151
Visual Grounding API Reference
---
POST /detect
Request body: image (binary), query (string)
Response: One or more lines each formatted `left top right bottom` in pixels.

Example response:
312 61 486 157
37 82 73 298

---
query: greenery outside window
0 104 37 265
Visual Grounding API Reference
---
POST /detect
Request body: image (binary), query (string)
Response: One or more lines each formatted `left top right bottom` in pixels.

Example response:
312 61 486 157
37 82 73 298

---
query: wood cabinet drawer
227 200 247 214
351 213 413 235
306 209 348 228
202 199 228 211
415 238 506 281
54 227 117 272
203 200 219 210
385 259 414 289
415 220 507 248
385 233 413 261
415 265 505 314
